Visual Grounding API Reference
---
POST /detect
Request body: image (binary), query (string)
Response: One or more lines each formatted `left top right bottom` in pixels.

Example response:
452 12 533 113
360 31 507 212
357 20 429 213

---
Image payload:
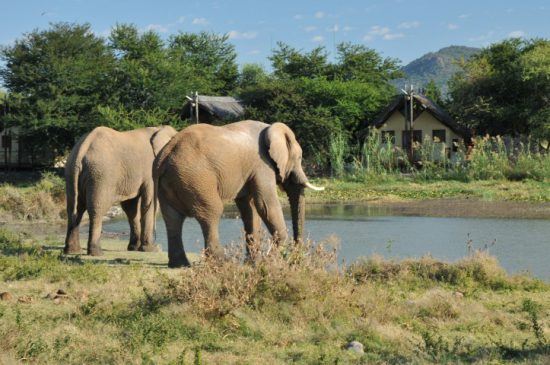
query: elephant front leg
253 190 288 247
139 184 158 252
235 196 261 261
121 198 141 251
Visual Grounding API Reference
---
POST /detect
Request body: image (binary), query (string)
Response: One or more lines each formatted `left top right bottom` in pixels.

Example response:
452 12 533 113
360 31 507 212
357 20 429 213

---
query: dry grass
0 229 549 364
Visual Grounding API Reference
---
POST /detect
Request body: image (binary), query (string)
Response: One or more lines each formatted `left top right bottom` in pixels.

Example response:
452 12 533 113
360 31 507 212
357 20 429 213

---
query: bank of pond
97 203 550 280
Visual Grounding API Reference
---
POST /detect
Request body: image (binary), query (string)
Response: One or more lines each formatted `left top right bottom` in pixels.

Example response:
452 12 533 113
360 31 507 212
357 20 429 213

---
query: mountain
392 46 481 94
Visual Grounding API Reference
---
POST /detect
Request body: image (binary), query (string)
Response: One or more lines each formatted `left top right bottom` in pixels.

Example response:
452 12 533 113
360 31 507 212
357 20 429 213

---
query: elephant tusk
305 181 325 191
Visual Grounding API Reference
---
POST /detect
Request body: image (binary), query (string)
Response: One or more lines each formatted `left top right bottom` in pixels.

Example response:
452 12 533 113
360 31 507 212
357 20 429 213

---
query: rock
17 295 33 304
0 292 13 301
454 291 464 299
346 341 364 354
56 289 67 296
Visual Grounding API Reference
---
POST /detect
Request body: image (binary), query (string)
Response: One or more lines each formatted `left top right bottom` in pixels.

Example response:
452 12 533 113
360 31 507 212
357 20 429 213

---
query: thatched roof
183 95 245 120
366 93 468 137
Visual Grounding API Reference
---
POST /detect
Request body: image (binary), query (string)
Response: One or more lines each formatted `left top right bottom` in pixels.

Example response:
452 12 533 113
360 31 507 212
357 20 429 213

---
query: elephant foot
87 246 103 256
168 254 191 268
64 244 82 255
139 244 161 253
127 242 141 251
205 246 225 260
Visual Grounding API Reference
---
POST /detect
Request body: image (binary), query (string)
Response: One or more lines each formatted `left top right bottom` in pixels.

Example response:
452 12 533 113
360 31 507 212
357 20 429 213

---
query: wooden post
194 91 199 124
409 85 414 162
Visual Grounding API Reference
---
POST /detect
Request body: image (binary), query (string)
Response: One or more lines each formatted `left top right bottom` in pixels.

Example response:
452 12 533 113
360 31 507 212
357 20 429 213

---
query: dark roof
367 93 468 137
183 95 245 120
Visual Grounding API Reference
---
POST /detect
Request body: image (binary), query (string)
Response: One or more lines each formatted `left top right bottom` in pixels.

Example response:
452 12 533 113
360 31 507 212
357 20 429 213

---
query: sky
0 0 549 68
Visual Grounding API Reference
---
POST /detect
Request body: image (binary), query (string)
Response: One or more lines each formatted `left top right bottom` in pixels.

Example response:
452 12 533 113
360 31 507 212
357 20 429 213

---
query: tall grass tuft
328 132 348 178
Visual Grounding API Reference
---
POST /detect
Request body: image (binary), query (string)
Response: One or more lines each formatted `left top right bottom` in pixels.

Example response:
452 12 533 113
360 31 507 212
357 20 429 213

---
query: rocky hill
392 45 481 94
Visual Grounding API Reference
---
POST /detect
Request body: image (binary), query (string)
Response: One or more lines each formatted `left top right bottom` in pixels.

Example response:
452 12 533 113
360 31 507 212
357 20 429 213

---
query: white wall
378 110 463 160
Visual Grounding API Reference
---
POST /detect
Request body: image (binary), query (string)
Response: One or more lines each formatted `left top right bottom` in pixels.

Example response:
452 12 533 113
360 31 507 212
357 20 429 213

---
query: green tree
448 38 549 136
237 63 269 89
168 32 238 94
269 42 329 79
0 22 117 158
424 79 443 105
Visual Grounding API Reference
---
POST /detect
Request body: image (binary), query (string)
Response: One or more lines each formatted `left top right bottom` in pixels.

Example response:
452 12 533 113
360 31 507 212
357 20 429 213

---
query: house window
381 130 395 144
402 130 423 149
1 135 11 149
432 129 446 143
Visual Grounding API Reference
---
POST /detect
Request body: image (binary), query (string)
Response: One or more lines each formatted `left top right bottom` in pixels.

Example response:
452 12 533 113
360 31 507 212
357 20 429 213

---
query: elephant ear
265 122 293 182
150 126 177 156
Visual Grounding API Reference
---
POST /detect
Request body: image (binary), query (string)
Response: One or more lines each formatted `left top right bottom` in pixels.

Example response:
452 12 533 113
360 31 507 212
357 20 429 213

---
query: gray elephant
64 125 177 256
154 120 324 267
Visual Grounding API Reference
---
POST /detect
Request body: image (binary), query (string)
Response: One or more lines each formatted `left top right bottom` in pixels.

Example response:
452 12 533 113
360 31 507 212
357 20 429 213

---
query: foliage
448 38 550 137
0 171 65 222
0 23 238 164
0 232 548 363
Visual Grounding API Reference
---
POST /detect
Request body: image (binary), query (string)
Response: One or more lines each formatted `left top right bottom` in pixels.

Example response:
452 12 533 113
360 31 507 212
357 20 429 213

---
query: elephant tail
65 131 94 224
152 140 175 240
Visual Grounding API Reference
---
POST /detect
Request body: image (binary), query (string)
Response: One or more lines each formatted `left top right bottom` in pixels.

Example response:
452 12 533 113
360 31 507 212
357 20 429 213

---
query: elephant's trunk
287 184 306 243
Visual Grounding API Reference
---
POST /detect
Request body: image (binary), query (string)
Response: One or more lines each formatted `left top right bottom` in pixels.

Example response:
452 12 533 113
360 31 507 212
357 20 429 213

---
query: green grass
307 178 550 203
0 228 548 364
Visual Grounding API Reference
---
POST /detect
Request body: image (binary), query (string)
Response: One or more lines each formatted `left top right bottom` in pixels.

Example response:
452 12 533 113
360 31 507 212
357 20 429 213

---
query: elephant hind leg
160 197 190 268
64 200 86 254
235 196 261 261
195 199 225 260
121 197 141 251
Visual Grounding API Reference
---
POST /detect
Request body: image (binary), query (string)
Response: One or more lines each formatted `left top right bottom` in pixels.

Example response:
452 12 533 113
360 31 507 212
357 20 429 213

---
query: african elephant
64 125 177 256
154 120 324 267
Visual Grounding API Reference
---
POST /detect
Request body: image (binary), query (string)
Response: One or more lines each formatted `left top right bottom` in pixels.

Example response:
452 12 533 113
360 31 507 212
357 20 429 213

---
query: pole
409 85 414 162
194 91 199 124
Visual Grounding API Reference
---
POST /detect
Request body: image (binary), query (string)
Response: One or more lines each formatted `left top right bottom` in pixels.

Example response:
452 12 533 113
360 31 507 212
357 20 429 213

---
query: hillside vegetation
392 45 480 93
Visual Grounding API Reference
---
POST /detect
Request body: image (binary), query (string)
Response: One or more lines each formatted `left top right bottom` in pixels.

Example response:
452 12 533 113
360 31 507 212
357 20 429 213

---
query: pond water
101 204 550 279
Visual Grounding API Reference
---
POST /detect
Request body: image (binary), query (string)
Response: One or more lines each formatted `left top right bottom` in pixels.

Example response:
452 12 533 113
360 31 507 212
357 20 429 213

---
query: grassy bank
1 172 549 225
307 178 550 203
0 229 548 364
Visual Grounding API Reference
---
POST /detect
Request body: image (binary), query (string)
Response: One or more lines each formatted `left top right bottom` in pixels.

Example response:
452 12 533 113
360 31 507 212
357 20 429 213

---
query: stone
346 341 364 354
17 295 33 304
454 291 464 299
0 292 13 301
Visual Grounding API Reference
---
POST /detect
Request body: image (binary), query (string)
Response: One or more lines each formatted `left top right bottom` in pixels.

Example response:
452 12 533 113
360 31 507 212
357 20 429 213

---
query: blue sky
0 0 549 67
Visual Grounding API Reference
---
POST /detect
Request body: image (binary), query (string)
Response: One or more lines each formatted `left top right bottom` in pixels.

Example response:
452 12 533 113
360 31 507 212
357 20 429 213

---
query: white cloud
447 23 459 30
311 35 324 42
458 14 470 19
293 14 303 20
314 11 325 19
177 16 186 23
342 26 353 32
369 25 390 35
398 21 420 29
304 25 317 32
363 25 403 41
508 30 525 38
383 32 404 40
327 24 339 32
192 17 209 25
143 24 169 33
227 30 258 40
